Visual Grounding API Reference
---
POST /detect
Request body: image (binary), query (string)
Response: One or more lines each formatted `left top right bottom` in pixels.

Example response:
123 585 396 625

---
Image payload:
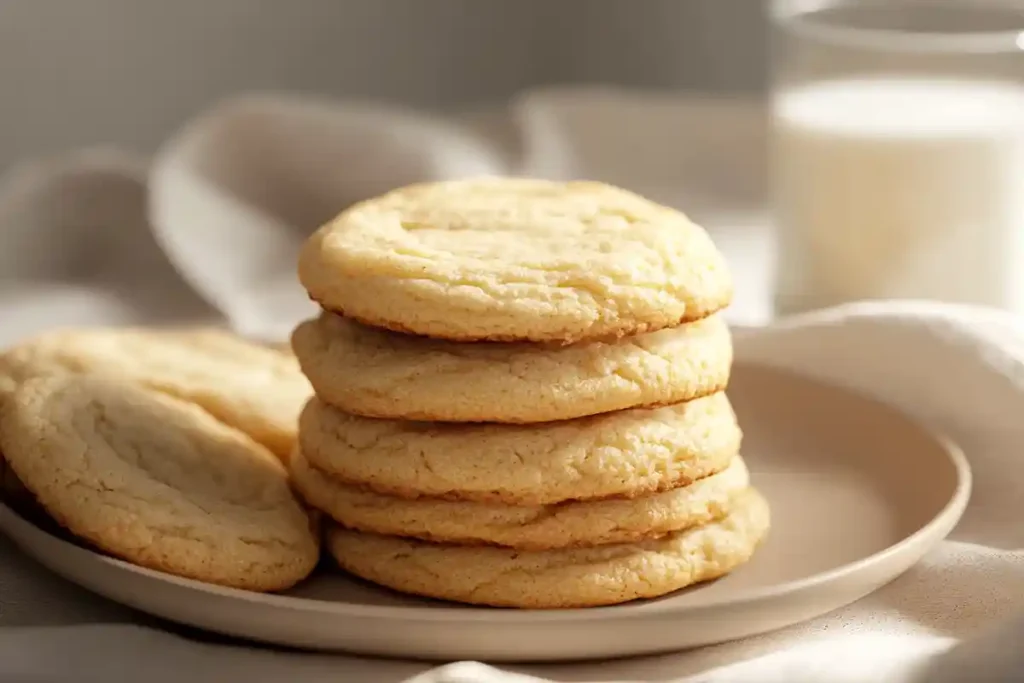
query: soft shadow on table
864 544 1024 639
0 625 433 683
0 534 135 628
513 629 828 683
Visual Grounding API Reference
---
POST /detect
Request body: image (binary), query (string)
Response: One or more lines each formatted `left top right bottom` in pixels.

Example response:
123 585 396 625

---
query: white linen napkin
1 87 1022 683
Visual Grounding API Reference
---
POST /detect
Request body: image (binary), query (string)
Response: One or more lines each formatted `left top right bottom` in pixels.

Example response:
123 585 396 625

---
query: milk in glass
772 77 1024 315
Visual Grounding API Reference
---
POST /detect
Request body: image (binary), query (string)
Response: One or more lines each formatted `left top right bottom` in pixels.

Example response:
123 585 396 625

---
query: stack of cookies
290 178 770 609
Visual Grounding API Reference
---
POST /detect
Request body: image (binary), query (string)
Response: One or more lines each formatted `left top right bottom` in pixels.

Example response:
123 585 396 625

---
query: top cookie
298 178 733 342
0 327 311 462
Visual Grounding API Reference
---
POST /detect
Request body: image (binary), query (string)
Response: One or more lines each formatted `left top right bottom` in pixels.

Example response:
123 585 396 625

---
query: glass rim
773 0 1024 54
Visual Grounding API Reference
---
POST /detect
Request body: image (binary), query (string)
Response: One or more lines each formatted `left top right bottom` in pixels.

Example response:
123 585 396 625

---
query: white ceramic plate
0 363 971 662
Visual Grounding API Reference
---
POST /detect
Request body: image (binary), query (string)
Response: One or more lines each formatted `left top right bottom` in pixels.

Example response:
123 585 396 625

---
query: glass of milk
771 0 1024 316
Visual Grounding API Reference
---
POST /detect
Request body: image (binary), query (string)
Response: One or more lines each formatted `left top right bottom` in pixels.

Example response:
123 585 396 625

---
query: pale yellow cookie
299 392 741 505
0 371 16 404
0 327 311 462
297 178 733 342
292 312 731 423
292 449 749 549
328 487 769 608
0 374 320 591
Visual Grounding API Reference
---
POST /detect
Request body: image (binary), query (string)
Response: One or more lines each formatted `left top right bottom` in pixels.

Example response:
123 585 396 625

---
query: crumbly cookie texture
297 178 733 342
328 487 769 608
299 392 741 505
292 449 749 550
0 327 311 462
292 312 732 423
0 374 320 591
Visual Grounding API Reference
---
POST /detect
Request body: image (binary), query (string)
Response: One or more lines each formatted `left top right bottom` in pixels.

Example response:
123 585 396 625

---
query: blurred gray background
0 0 767 172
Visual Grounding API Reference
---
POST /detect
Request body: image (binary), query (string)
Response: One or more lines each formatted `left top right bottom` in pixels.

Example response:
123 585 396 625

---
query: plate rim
0 363 973 625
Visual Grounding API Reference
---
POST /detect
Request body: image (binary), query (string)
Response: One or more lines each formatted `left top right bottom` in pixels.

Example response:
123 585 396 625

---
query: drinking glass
771 0 1024 316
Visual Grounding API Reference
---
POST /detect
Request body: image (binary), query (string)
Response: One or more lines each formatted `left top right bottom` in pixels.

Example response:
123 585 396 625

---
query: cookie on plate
299 392 741 505
0 327 311 462
327 487 769 608
292 312 732 423
292 449 749 550
0 374 320 591
297 178 733 343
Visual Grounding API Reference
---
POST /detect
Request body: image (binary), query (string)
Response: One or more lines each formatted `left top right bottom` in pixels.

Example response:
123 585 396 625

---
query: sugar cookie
0 327 311 461
327 488 769 608
0 374 320 591
292 312 731 423
298 178 732 342
299 392 741 505
292 449 749 549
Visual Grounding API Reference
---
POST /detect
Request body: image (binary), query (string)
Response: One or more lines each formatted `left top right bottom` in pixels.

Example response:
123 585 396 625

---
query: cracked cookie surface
0 327 311 462
299 392 741 505
297 178 733 342
292 312 731 423
0 374 320 591
327 487 769 608
292 449 748 550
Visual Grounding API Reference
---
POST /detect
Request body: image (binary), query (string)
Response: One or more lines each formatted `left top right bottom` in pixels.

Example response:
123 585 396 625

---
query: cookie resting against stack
0 327 313 462
0 328 320 592
291 178 770 609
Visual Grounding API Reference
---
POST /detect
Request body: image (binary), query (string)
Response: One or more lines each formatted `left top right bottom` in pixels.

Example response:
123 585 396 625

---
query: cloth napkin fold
1 87 1022 683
